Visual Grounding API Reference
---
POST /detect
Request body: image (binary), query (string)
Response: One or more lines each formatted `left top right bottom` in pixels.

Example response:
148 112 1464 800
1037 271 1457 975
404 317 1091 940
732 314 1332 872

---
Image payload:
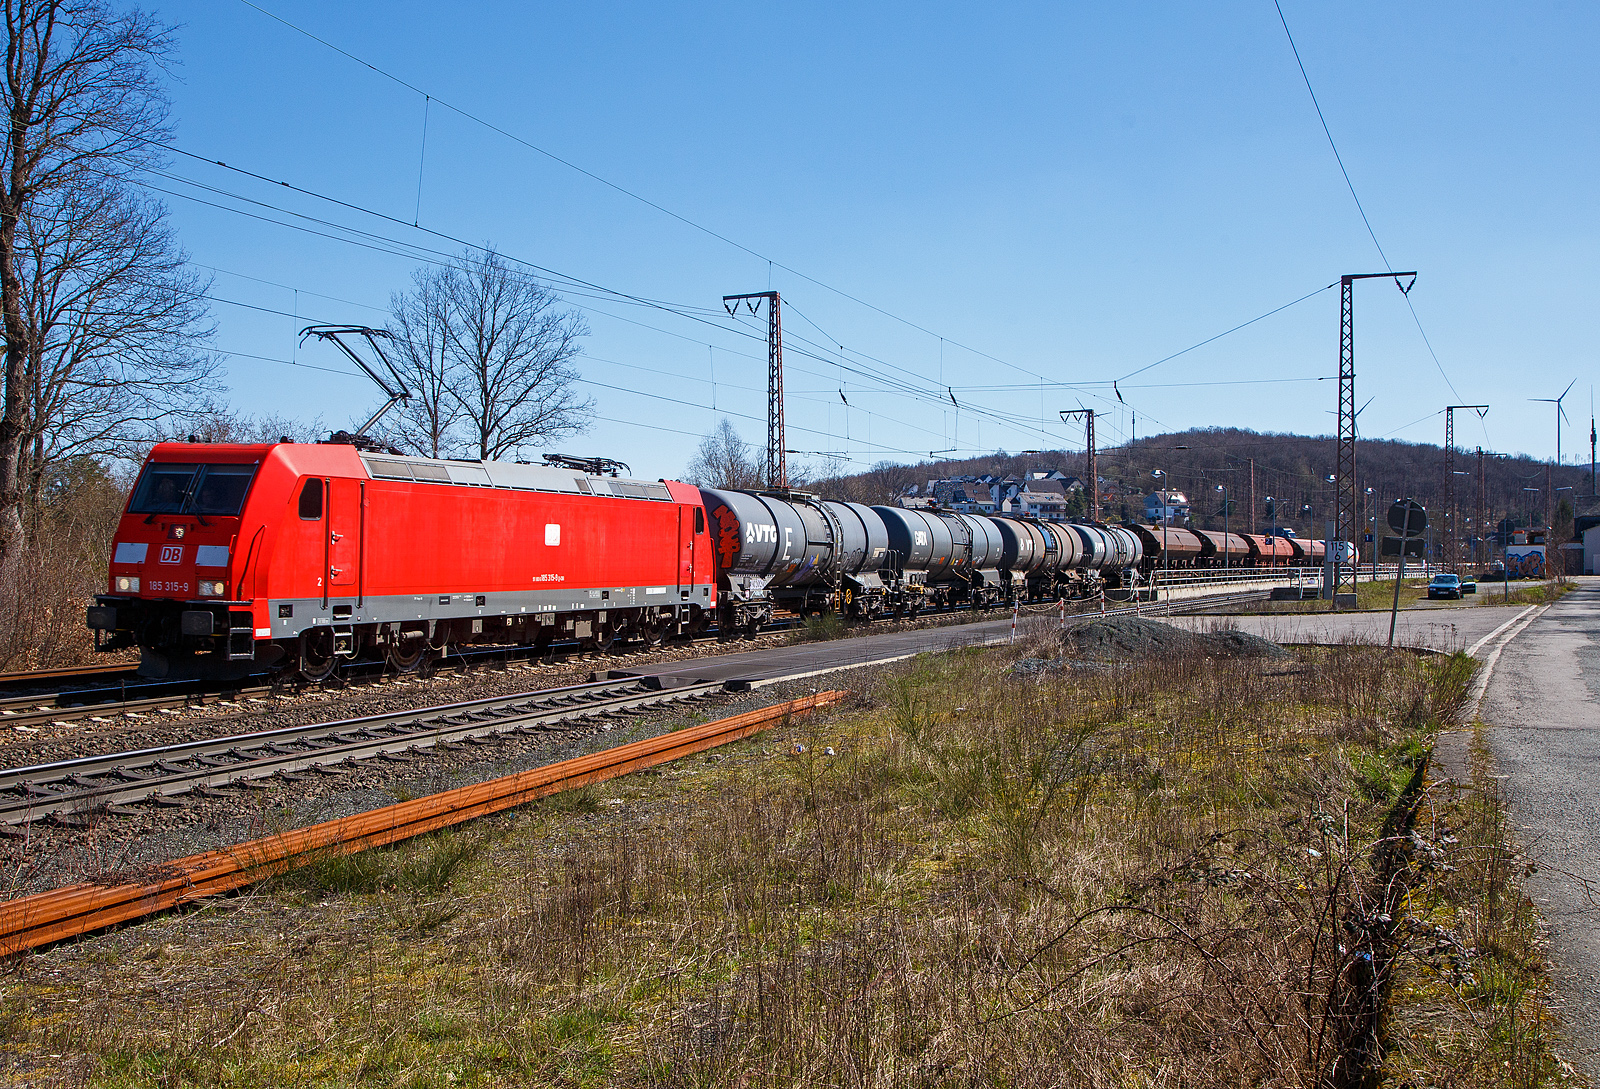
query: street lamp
1216 483 1229 575
1152 469 1171 584
1364 486 1375 581
1265 495 1277 566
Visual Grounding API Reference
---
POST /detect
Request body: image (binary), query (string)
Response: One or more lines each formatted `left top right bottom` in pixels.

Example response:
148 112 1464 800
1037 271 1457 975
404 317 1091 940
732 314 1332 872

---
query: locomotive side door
677 506 691 597
326 477 363 600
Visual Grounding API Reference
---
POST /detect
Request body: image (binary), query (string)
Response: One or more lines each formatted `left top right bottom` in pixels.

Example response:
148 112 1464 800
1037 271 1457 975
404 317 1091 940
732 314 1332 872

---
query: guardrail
1145 563 1437 592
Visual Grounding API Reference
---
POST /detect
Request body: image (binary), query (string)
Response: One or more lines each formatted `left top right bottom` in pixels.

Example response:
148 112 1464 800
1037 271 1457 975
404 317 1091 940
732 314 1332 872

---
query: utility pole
723 291 784 489
1546 463 1553 536
1248 458 1256 534
1443 405 1489 573
1059 409 1101 521
1475 446 1488 565
1590 395 1596 497
1334 272 1417 606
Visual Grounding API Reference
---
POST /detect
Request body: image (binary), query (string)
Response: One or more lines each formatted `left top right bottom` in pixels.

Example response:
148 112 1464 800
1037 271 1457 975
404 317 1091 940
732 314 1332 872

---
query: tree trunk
0 187 30 568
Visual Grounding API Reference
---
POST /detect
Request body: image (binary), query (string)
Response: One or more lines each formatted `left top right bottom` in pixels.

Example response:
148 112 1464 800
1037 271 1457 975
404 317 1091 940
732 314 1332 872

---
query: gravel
0 657 881 899
1062 617 1290 662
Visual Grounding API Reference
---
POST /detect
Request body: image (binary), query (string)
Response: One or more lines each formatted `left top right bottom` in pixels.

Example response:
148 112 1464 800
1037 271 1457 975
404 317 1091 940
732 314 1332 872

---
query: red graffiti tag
712 505 741 568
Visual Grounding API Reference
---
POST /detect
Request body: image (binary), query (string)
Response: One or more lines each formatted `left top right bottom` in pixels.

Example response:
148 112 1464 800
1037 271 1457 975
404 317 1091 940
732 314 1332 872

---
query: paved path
1475 578 1600 1073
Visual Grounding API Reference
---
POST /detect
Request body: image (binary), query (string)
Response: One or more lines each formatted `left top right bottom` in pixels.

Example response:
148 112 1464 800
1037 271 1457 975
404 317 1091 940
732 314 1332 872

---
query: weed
792 611 848 642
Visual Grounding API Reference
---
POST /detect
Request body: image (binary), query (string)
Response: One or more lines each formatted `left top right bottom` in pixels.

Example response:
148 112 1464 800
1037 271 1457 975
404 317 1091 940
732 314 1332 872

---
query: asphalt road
1476 577 1600 1073
625 600 1528 688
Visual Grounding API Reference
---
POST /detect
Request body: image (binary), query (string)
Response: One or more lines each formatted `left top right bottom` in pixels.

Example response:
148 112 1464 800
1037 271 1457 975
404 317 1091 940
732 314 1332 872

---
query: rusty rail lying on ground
0 690 847 957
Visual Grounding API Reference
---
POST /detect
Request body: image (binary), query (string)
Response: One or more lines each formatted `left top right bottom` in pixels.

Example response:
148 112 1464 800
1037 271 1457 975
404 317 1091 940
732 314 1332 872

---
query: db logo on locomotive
158 545 183 565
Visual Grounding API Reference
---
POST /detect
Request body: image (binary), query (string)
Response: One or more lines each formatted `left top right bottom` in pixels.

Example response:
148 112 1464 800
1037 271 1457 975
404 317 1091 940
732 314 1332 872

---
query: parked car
1460 576 1477 594
1428 573 1462 600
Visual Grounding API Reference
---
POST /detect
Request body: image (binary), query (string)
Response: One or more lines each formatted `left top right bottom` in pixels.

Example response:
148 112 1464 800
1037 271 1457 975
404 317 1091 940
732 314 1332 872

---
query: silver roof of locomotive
359 453 674 502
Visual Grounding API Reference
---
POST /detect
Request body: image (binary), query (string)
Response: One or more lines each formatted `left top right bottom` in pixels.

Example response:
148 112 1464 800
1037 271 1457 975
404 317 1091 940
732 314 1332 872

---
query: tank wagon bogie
90 442 715 679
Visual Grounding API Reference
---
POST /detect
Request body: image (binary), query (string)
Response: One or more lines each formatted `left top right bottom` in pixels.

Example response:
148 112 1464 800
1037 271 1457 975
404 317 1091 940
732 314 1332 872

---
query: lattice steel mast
1333 272 1415 606
723 291 785 489
1059 408 1102 522
1443 405 1488 572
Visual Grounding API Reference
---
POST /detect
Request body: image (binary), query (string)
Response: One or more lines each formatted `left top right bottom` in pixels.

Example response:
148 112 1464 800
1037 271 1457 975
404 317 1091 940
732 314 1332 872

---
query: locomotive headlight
199 580 226 597
116 576 140 593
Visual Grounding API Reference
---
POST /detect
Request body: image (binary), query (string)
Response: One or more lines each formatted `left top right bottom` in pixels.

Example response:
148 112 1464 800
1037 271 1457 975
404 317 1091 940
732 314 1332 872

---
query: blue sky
148 1 1596 475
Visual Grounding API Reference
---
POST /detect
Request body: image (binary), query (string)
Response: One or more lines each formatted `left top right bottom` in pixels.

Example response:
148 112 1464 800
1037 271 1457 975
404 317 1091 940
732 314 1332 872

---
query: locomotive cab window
128 463 197 514
128 462 258 517
694 508 705 534
298 478 324 520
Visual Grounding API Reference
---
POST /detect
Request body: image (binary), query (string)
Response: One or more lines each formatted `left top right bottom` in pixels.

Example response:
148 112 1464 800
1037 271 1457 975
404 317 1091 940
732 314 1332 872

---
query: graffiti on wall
1505 544 1545 579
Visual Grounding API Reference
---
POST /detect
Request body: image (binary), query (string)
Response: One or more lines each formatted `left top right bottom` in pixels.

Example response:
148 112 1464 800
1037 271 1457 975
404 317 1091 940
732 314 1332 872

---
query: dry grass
0 628 1561 1088
0 459 128 670
1384 727 1573 1086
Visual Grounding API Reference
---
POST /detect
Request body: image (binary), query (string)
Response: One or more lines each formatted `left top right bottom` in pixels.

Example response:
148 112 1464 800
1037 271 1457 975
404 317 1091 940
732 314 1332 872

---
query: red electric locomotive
88 441 715 678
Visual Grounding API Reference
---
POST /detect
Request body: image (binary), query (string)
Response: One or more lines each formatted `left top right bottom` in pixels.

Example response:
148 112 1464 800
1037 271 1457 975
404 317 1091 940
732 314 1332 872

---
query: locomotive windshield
128 462 258 516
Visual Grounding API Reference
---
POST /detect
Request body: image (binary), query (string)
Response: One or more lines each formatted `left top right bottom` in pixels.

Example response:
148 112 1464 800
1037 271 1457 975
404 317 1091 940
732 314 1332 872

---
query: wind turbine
1531 379 1576 465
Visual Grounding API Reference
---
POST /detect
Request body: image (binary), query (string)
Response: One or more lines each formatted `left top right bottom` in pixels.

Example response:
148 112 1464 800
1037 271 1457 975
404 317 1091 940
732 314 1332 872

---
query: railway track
0 675 723 827
0 691 846 956
0 586 1277 732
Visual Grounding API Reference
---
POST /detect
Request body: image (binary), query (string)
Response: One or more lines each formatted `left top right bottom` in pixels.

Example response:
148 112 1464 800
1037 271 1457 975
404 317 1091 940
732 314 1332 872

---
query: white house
1144 490 1189 524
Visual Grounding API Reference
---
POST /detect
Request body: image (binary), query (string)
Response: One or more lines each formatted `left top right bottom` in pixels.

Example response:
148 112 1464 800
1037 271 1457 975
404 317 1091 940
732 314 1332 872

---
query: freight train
86 440 1338 680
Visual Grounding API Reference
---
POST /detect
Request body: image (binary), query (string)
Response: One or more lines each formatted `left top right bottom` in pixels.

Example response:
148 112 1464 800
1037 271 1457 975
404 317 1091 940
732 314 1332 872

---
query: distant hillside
812 427 1596 540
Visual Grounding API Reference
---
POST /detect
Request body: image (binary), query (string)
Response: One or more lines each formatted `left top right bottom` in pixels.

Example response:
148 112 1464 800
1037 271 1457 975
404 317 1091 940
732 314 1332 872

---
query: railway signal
1384 498 1427 648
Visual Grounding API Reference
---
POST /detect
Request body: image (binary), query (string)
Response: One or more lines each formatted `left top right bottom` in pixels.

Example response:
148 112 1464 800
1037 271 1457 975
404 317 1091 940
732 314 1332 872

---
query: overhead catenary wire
128 143 1342 459
122 111 1357 464
1272 0 1471 415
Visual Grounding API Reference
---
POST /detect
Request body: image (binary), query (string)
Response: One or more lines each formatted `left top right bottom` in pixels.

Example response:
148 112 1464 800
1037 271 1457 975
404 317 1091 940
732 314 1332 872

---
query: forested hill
812 427 1596 538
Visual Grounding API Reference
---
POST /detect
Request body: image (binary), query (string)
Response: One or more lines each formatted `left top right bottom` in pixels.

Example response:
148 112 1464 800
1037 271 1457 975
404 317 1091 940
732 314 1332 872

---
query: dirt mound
1062 618 1289 661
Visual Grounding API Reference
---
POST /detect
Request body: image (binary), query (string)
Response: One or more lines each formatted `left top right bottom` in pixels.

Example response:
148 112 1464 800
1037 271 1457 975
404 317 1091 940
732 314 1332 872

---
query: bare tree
683 419 764 490
21 178 216 499
380 248 591 461
0 1 215 564
156 399 322 446
378 265 459 458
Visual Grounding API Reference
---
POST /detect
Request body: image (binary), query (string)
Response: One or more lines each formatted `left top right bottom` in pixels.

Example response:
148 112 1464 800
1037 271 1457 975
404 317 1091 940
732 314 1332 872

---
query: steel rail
0 581 1285 730
0 664 140 688
0 677 722 826
0 691 846 957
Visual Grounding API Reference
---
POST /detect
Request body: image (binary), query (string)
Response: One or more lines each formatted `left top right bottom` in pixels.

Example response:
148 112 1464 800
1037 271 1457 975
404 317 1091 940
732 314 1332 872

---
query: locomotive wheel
386 638 428 673
298 629 338 683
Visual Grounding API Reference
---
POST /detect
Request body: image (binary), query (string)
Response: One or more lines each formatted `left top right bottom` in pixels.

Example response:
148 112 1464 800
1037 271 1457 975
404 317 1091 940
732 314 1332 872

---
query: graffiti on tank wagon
712 505 742 567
